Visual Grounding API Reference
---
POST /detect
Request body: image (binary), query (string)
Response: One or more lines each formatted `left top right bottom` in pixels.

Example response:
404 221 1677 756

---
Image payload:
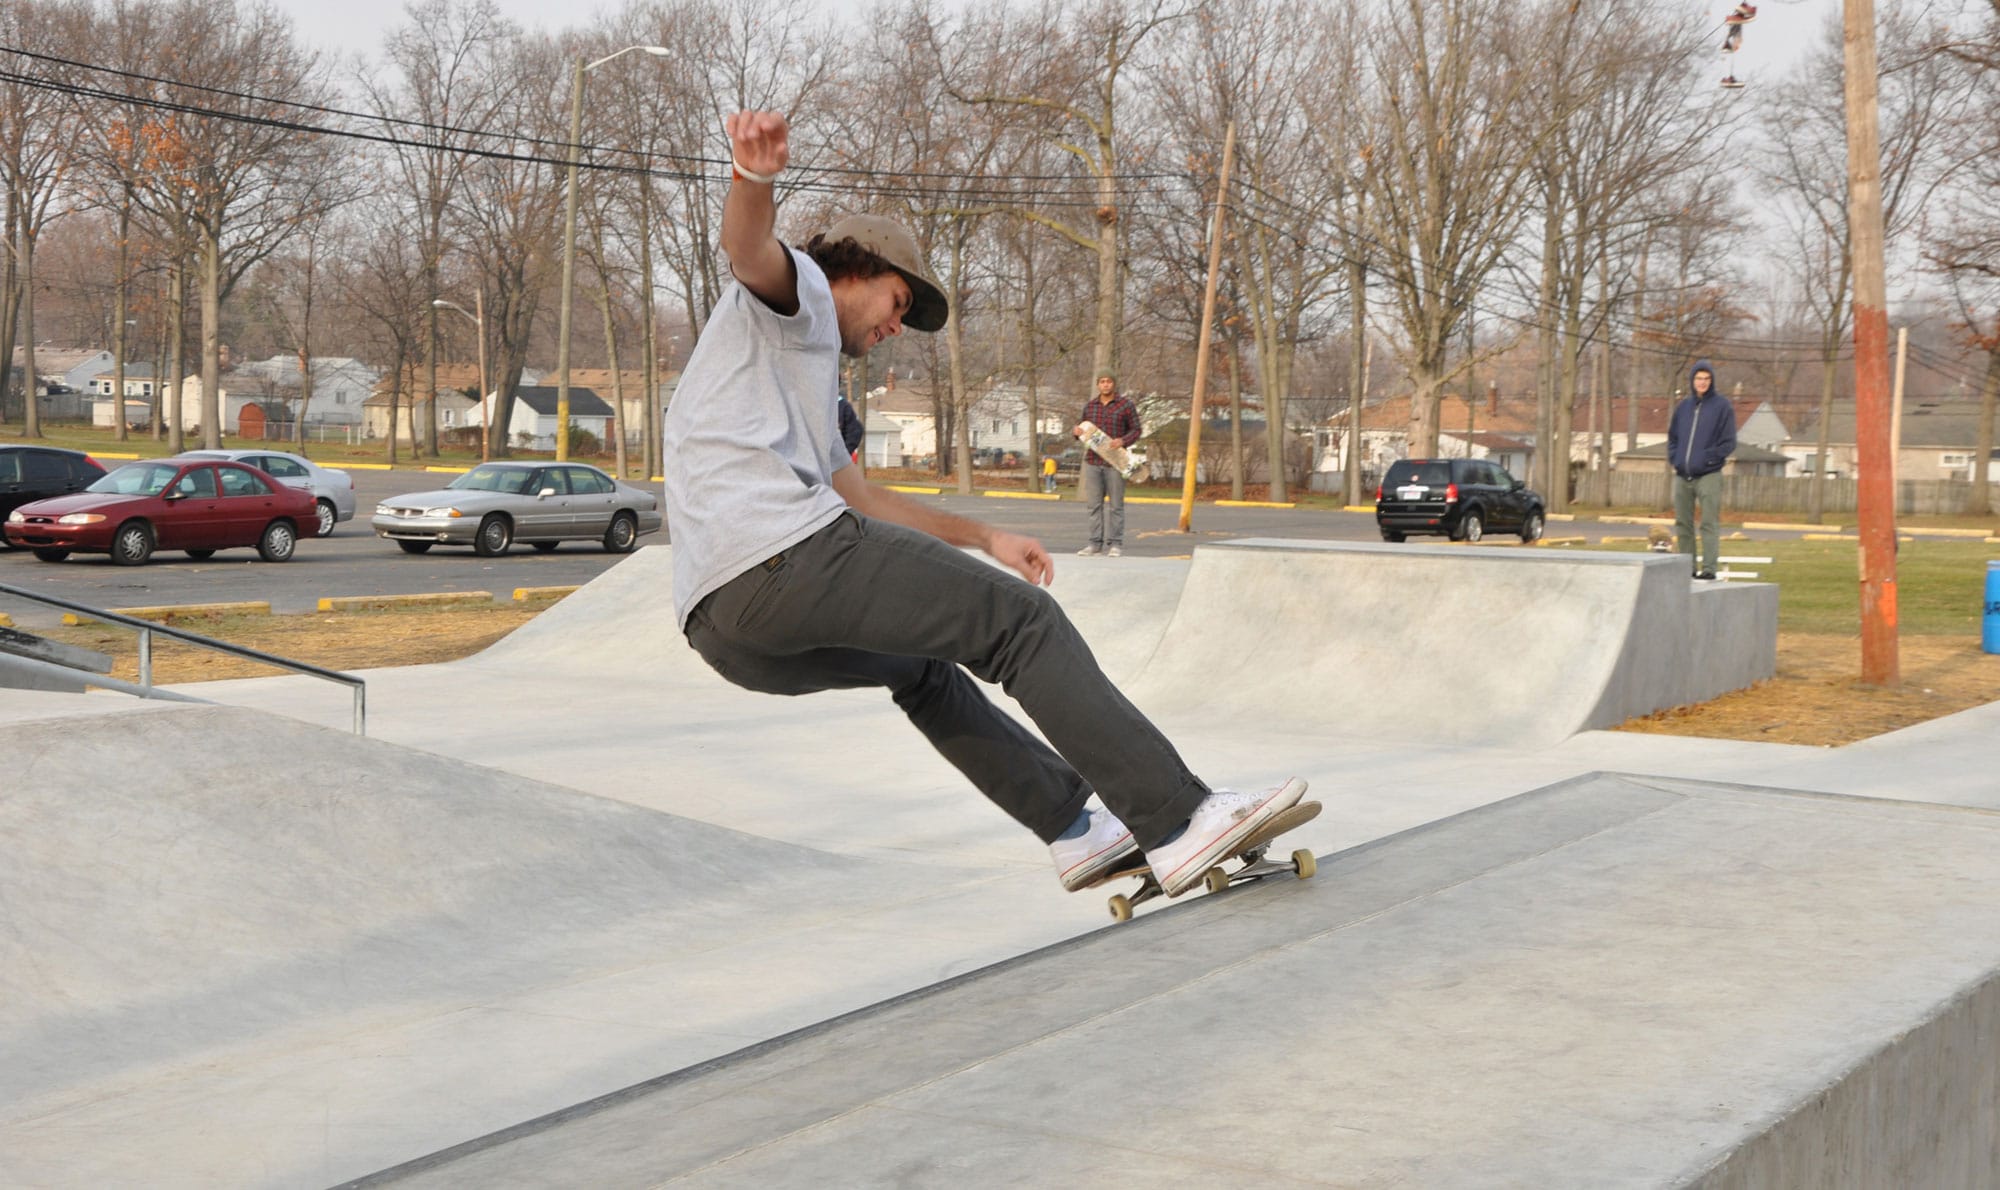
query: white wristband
731 157 781 185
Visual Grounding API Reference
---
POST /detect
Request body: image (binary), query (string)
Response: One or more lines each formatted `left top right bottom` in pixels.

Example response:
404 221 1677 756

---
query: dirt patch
43 604 542 685
1615 633 2000 746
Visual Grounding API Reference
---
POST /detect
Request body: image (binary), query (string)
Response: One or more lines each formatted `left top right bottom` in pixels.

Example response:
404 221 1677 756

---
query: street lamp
557 44 670 461
432 296 491 461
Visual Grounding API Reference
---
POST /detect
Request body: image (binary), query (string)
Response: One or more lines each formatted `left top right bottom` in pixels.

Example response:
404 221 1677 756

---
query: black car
1375 457 1545 544
0 446 106 547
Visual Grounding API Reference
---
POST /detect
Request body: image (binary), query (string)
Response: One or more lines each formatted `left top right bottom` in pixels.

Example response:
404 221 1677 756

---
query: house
566 368 676 447
362 363 496 443
1613 441 1795 477
1795 398 2000 481
862 415 903 468
1315 391 1539 487
472 386 615 452
229 356 379 429
12 347 114 417
88 375 237 433
862 372 1074 464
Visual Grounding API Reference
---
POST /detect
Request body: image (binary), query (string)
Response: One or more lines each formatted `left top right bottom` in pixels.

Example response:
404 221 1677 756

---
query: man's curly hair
801 233 897 285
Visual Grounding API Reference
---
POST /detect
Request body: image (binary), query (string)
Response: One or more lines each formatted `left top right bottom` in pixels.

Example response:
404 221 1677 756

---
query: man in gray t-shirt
666 109 1305 900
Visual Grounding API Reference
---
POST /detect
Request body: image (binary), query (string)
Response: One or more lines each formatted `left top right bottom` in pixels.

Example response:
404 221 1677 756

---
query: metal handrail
0 580 366 735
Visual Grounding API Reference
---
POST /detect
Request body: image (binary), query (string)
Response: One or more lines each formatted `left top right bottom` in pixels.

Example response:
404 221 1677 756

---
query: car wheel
32 547 69 562
1519 511 1545 543
1453 511 1484 543
1380 529 1406 543
111 520 154 566
258 520 297 562
315 499 337 537
473 513 512 557
531 541 559 553
602 511 638 554
396 540 433 555
186 549 216 560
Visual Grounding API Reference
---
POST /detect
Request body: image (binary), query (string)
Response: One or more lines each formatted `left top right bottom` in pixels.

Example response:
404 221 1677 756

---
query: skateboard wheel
1202 867 1230 895
1108 894 1133 922
1292 849 1316 879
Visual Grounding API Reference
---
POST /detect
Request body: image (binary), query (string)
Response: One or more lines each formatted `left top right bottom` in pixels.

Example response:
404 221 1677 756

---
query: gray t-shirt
663 247 852 628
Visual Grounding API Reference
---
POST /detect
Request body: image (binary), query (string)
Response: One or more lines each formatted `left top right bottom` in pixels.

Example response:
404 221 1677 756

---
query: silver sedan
371 461 662 556
176 449 356 537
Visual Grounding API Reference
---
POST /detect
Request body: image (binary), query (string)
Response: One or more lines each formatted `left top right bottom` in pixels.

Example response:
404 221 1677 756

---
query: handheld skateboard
1076 422 1148 481
1081 800 1322 922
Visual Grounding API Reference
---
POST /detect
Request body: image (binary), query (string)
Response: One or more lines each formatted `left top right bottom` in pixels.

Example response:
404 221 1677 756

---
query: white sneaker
1050 805 1139 891
1144 778 1308 897
1106 545 1123 557
1077 545 1102 556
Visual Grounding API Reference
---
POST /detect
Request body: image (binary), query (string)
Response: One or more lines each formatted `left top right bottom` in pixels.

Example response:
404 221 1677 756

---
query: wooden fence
1586 470 1988 517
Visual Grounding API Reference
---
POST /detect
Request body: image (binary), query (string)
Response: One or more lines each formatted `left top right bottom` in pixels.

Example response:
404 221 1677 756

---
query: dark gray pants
684 513 1208 847
1673 470 1724 573
1081 463 1125 548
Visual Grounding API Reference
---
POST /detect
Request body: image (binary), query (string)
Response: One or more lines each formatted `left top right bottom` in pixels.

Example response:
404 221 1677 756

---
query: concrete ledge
317 592 494 612
512 586 580 603
62 601 272 626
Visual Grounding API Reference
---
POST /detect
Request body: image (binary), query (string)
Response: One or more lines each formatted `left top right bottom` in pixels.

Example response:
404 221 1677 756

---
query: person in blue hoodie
1666 360 1737 580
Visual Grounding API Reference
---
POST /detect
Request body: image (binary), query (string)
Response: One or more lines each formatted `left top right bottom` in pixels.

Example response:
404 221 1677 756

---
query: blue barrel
1987 561 2000 655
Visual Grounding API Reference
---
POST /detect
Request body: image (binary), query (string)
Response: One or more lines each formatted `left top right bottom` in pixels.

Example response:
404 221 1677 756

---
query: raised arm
721 110 798 315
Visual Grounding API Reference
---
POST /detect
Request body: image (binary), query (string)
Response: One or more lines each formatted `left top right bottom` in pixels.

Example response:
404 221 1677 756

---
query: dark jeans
684 512 1208 847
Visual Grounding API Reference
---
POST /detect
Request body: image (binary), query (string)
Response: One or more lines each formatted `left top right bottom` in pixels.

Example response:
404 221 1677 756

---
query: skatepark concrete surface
3 540 1997 1187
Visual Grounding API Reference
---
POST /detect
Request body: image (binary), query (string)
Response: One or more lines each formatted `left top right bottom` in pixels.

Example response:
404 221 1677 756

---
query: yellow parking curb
1547 513 1576 522
1343 505 1374 513
1900 527 1993 539
0 612 12 628
512 585 580 602
339 462 393 470
1596 536 1650 544
984 490 1060 501
63 601 272 626
1743 520 1838 532
1601 515 1675 525
317 591 494 612
94 451 143 460
1801 533 1851 542
1987 537 2000 545
887 485 941 495
1535 536 1587 546
1216 499 1296 509
424 465 473 474
1126 496 1183 505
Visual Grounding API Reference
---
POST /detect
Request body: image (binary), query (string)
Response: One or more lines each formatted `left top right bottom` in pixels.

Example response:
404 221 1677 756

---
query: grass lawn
1575 536 1998 637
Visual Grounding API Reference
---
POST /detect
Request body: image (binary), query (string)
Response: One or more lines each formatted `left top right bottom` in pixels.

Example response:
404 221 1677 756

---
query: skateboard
1076 422 1148 481
1081 800 1322 922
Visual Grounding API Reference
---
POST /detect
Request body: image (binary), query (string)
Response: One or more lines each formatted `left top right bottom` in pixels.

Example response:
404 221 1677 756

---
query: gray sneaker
1144 778 1308 897
1077 544 1102 556
1106 545 1123 557
1051 805 1139 891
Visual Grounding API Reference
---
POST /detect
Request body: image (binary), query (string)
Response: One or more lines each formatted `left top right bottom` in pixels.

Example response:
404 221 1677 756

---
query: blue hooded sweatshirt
1666 360 1736 479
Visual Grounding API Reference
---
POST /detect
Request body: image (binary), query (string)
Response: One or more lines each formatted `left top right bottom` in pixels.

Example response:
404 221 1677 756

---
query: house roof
1796 399 1994 449
513 386 614 418
90 363 159 380
11 347 109 375
367 363 486 405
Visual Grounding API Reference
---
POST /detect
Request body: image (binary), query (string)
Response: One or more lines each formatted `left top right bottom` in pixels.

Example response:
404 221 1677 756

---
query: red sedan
3 458 322 565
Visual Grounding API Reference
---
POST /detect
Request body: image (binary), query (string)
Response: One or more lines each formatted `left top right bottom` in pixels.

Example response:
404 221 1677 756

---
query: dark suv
0 446 106 547
1375 457 1545 543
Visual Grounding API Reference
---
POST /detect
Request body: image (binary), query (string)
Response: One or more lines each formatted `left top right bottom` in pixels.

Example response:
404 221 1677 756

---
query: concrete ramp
1125 540 1775 746
0 704 1076 1188
354 774 2000 1188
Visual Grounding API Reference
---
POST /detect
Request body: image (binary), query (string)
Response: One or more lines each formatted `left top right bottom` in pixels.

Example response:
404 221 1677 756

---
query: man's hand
726 110 789 178
986 529 1054 587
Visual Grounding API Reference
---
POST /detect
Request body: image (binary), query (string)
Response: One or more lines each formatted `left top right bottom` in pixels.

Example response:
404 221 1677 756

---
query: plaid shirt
1078 393 1140 466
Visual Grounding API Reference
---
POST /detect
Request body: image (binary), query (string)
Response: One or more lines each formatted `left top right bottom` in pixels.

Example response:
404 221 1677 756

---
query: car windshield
87 463 180 496
1384 461 1452 487
447 465 533 494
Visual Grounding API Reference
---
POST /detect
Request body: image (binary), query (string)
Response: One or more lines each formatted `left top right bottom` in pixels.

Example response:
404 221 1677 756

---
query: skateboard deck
1081 800 1322 922
1077 422 1147 481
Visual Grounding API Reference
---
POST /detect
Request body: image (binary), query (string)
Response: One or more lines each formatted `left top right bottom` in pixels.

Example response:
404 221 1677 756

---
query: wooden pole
1178 122 1236 533
1844 0 1899 685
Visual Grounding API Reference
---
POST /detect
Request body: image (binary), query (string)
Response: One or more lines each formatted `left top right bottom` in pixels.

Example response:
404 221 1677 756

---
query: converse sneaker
1106 545 1123 557
1077 544 1103 556
1051 805 1140 891
1144 778 1308 898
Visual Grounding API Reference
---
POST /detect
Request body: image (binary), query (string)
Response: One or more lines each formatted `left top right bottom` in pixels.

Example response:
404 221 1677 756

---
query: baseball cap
822 214 949 332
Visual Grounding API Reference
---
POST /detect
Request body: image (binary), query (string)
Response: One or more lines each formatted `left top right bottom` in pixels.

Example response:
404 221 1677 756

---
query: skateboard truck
1085 800 1322 922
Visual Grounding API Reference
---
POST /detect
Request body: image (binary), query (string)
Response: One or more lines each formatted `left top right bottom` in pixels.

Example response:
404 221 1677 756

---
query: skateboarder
663 110 1303 898
1075 373 1139 557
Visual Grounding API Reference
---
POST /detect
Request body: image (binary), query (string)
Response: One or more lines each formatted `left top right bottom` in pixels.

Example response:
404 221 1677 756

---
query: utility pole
1845 0 1899 686
1177 122 1236 534
555 56 586 462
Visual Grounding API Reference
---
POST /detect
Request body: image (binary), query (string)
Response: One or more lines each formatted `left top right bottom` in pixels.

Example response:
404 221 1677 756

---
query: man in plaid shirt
1074 373 1139 557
